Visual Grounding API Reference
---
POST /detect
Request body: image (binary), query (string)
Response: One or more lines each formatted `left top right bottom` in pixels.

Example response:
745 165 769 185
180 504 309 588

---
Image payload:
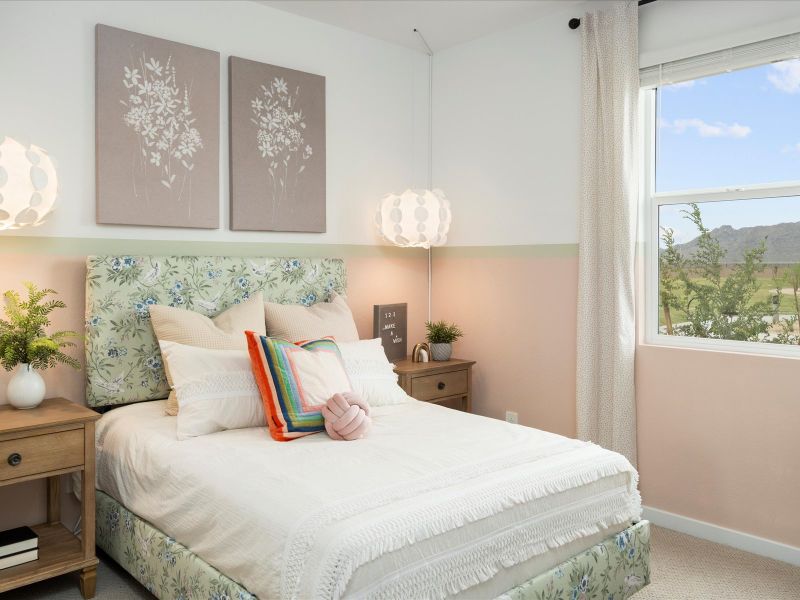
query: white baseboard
642 505 800 566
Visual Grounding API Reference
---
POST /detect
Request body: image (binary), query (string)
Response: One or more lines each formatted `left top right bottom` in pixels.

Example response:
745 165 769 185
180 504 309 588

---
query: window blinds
640 32 800 88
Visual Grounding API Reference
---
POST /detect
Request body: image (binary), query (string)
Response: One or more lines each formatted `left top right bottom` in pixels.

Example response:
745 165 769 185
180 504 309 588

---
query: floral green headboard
85 255 346 407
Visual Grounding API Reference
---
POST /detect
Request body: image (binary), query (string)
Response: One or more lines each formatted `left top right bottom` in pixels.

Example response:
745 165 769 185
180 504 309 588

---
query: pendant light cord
415 28 434 322
428 50 433 322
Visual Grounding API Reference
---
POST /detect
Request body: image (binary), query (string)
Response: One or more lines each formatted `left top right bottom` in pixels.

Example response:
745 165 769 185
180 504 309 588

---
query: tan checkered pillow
264 293 359 343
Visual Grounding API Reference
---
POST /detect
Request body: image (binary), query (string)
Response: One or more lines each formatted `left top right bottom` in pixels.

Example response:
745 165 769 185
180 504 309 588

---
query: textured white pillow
150 292 266 416
158 341 266 440
264 292 359 343
337 338 409 406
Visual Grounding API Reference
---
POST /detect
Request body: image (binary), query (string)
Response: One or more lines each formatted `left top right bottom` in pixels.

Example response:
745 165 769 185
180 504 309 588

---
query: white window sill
640 334 800 360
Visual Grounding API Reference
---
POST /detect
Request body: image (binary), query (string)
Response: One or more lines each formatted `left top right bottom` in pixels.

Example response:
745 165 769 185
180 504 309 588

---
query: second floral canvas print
229 56 326 232
96 25 220 228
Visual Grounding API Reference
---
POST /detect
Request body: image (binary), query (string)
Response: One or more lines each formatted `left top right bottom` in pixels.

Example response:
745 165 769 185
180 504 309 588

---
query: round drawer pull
7 453 22 467
437 381 446 391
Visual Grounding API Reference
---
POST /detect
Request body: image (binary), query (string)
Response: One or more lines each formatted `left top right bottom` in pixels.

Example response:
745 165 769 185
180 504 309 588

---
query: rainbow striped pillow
245 332 352 441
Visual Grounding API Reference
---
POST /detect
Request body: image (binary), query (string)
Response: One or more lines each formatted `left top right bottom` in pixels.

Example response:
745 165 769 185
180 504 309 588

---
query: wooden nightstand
394 358 475 412
0 398 100 598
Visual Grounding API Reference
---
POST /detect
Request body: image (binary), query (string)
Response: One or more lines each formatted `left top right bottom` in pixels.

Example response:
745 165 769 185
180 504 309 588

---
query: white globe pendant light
0 137 58 230
375 188 451 249
375 29 450 321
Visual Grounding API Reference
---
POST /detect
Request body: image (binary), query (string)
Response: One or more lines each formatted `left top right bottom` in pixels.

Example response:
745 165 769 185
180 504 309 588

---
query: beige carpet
637 526 800 599
4 526 798 599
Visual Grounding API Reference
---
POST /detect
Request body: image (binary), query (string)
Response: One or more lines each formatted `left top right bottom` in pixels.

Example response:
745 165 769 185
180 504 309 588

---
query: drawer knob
437 381 446 391
7 453 22 467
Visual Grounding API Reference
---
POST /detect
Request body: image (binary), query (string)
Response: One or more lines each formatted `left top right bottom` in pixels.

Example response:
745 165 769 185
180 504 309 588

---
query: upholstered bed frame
85 255 650 599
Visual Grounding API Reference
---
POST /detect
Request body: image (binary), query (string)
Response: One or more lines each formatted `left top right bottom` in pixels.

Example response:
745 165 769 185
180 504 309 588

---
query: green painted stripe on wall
434 244 579 258
0 236 426 259
0 236 579 258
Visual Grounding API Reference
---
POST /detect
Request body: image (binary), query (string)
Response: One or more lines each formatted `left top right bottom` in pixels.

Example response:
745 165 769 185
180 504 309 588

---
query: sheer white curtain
576 1 639 465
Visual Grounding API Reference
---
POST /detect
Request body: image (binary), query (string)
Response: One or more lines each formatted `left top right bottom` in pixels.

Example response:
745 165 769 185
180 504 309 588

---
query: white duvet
96 399 641 599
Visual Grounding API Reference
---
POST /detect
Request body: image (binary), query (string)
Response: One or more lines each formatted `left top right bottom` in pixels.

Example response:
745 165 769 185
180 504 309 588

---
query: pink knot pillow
322 392 371 441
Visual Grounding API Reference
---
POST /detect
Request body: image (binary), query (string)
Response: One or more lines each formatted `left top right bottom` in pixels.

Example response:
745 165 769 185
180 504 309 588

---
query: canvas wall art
96 24 220 228
229 56 326 232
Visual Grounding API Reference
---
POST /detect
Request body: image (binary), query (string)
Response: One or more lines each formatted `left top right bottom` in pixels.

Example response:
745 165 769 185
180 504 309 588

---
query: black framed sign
373 303 407 361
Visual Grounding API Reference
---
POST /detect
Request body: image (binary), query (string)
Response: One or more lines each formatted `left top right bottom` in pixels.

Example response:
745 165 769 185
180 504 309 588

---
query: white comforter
96 399 641 599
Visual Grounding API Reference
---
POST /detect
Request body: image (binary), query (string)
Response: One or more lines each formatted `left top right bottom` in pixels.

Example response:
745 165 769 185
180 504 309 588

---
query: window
643 49 800 354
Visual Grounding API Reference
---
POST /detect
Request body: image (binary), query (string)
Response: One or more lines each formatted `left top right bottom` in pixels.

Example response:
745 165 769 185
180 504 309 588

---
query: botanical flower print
300 292 317 307
85 255 347 407
121 53 203 204
504 521 650 600
97 491 256 600
250 77 313 219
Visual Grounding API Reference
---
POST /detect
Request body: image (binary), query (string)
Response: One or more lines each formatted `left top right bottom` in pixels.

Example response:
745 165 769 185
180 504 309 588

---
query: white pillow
158 341 265 440
337 338 409 406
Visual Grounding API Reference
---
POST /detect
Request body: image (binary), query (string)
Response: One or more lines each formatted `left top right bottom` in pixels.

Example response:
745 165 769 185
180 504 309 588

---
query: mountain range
672 221 800 264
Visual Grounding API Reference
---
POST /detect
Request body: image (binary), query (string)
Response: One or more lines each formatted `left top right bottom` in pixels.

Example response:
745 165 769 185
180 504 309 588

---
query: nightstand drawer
412 369 468 401
0 428 84 481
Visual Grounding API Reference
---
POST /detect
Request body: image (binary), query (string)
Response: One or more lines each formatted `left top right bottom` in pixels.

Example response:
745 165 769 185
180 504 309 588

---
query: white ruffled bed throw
96 399 641 600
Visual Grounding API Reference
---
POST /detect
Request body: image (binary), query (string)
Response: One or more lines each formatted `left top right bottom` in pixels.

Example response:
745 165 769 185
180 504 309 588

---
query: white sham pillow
337 338 409 406
158 340 265 440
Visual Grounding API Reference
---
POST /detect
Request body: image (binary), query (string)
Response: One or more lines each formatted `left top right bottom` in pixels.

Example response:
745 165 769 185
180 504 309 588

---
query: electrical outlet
505 411 518 424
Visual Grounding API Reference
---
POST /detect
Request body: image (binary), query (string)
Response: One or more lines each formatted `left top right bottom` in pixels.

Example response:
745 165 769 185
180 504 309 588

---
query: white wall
430 0 800 549
432 1 582 247
433 0 800 246
0 0 429 245
11 1 799 249
640 0 800 68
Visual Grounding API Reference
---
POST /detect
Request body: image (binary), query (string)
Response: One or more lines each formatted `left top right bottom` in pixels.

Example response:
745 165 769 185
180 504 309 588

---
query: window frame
641 87 800 358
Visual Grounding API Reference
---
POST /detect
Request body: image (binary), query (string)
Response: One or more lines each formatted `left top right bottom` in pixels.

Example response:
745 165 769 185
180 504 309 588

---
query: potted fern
0 283 80 409
425 320 464 361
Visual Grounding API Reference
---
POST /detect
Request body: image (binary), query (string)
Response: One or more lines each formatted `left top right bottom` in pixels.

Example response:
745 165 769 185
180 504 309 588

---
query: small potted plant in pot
0 282 80 409
425 320 463 361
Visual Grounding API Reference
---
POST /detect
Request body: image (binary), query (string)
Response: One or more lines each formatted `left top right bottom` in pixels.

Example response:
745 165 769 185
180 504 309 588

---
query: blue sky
657 60 800 244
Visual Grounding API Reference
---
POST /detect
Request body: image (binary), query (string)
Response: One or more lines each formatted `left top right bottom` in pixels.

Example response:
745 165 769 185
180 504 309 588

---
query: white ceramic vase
6 363 46 409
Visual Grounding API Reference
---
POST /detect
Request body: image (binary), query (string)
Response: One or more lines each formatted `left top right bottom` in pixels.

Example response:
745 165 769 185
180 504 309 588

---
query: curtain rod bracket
569 0 656 29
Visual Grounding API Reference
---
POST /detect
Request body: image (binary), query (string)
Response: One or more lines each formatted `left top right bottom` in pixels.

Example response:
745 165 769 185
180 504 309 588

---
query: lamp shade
0 137 58 230
375 188 451 249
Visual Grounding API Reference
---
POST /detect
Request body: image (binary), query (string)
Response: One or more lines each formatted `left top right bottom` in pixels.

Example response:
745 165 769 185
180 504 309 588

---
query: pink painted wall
0 253 428 406
432 254 578 437
636 344 800 546
2 250 798 547
0 251 428 531
0 256 87 408
0 255 87 532
434 252 800 548
347 254 427 349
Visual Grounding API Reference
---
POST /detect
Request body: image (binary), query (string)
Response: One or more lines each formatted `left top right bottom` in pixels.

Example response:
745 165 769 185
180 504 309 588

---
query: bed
85 255 650 599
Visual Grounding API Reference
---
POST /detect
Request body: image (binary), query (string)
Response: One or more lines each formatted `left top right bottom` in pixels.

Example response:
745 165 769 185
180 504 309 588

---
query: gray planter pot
429 343 452 361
